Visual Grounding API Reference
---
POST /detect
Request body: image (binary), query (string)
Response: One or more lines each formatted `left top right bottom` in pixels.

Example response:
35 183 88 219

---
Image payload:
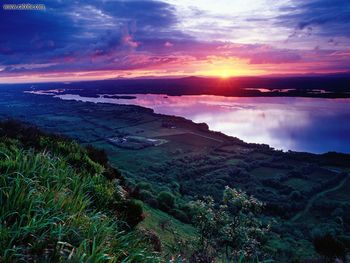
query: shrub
123 199 145 228
157 191 175 211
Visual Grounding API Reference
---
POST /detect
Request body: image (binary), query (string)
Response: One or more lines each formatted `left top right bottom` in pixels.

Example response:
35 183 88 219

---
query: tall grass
0 136 160 262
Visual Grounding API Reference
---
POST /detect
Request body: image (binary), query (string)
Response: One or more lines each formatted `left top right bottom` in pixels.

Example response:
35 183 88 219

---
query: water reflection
56 94 350 153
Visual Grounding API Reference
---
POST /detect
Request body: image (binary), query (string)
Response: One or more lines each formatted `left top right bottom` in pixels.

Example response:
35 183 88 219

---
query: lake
49 93 350 154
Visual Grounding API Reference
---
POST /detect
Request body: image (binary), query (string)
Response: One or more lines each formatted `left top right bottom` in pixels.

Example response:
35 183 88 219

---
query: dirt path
291 175 349 222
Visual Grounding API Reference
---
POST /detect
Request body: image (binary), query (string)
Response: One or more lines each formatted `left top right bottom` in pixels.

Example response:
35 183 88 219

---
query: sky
0 0 350 83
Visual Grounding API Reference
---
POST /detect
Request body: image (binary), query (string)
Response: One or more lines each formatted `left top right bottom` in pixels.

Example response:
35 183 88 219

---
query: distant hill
3 73 350 98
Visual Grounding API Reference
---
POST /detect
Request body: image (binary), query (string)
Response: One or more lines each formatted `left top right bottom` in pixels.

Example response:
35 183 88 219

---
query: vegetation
139 205 197 259
1 88 350 262
0 120 159 262
0 120 280 262
157 191 176 212
190 187 270 262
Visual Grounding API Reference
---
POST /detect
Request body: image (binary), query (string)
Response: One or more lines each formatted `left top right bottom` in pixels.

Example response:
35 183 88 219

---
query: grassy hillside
139 205 197 259
0 120 160 262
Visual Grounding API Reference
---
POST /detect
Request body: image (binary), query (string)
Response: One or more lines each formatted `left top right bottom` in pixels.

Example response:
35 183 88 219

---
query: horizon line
1 71 350 85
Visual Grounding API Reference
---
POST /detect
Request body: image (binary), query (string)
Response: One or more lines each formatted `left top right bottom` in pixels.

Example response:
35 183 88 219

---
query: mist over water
55 93 350 154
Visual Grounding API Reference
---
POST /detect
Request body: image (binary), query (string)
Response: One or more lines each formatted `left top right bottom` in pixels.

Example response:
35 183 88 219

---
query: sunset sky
1 0 350 83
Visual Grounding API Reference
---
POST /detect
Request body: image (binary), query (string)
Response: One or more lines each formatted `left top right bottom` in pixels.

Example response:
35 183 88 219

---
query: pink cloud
122 35 140 48
164 41 174 47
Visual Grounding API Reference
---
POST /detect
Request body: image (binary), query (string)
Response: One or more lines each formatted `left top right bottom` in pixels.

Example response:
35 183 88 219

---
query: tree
220 187 269 261
190 186 270 262
190 196 226 254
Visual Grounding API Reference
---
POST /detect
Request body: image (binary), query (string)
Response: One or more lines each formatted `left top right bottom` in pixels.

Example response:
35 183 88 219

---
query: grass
0 124 160 262
139 205 197 258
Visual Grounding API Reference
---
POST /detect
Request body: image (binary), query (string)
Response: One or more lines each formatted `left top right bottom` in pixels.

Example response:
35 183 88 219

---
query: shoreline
27 91 350 155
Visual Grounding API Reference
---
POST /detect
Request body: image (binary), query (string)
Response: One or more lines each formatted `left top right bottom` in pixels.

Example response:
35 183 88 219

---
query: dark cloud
0 0 186 73
277 0 350 38
0 2 80 59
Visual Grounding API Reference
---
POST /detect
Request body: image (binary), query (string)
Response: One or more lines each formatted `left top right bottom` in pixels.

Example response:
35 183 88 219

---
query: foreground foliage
0 121 159 262
190 187 270 262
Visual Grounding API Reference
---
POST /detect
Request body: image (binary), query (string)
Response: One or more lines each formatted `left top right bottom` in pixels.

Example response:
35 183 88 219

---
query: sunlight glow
195 56 266 78
219 70 230 79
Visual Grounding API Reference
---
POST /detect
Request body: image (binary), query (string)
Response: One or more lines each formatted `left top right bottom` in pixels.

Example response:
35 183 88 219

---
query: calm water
54 93 350 153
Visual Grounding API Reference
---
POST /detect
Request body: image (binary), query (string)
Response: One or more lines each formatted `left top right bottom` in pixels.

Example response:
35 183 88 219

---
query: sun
220 70 230 79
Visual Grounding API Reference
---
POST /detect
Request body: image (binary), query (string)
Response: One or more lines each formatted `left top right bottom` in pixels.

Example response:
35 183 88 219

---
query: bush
157 191 175 212
123 199 145 228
